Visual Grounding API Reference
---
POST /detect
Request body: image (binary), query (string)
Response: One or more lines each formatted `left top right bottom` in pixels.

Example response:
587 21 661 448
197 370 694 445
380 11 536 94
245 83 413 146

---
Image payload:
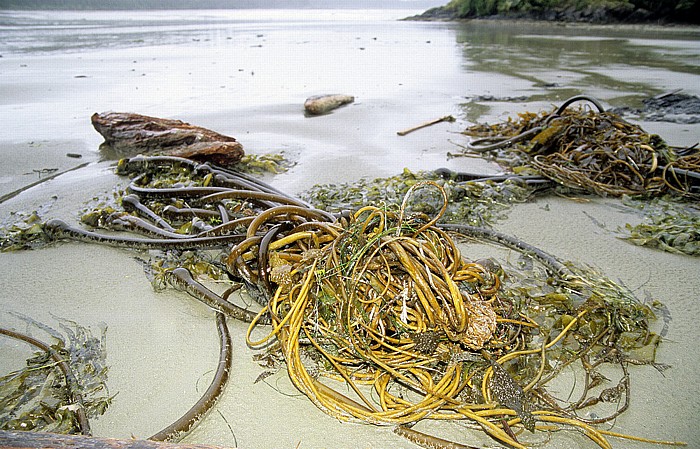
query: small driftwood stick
397 115 455 136
0 430 235 449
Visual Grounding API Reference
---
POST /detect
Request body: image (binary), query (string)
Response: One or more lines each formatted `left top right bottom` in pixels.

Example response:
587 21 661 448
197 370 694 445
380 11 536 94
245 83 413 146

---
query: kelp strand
149 312 231 442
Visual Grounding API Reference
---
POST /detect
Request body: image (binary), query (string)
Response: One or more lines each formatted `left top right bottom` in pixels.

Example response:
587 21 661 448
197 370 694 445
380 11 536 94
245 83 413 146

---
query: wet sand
1 10 699 449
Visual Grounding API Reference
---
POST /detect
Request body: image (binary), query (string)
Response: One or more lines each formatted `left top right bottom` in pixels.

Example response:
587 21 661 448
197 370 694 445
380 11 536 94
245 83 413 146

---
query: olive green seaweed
0 154 688 447
620 196 700 256
0 316 112 434
302 168 535 227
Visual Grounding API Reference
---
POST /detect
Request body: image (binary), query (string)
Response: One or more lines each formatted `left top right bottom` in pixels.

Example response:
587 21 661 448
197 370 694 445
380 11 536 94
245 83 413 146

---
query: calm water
1 9 698 143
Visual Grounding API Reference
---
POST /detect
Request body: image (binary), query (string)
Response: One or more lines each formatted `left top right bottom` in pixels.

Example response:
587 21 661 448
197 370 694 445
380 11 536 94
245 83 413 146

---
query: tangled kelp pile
0 155 686 448
238 181 676 449
0 316 111 435
464 96 700 199
457 96 700 258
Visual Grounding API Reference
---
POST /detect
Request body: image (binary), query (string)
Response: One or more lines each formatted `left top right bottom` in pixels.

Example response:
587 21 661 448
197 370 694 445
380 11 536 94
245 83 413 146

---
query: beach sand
1 11 699 448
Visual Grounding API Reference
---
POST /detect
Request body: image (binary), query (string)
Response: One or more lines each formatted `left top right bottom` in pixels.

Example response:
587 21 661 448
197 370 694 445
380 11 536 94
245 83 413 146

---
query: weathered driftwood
303 94 354 115
91 112 244 166
396 115 455 136
0 430 234 449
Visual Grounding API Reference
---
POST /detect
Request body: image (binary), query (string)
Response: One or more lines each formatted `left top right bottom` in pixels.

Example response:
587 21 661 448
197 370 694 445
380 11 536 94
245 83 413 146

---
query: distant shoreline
402 14 700 30
405 2 700 25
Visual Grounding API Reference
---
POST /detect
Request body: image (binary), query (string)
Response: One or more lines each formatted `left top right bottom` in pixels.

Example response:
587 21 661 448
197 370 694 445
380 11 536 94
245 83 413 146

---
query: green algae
303 168 535 227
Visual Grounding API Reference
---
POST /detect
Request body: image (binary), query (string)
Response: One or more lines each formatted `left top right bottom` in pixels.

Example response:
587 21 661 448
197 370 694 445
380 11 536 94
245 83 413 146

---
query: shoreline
407 1 700 25
403 14 700 31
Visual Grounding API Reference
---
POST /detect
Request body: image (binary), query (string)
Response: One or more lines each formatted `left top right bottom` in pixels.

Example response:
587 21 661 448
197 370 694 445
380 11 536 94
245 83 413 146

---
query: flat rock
91 112 244 165
610 92 700 124
304 94 354 115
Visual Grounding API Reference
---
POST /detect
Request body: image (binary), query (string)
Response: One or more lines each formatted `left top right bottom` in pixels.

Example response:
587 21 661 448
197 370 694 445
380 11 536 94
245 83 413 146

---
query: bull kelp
463 95 700 199
460 95 700 257
0 316 111 435
0 156 686 447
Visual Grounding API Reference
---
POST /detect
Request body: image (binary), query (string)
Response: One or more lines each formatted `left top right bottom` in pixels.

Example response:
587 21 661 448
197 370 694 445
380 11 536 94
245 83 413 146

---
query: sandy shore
2 173 698 449
1 11 699 449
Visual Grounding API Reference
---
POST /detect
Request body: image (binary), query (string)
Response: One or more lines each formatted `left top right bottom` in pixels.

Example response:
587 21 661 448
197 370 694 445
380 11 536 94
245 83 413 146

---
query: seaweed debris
235 152 293 175
0 155 687 447
0 315 112 434
302 168 535 227
620 196 700 256
463 95 700 198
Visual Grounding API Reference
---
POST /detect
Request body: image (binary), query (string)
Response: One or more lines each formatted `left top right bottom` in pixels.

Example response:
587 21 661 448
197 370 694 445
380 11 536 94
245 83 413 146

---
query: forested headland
412 0 699 23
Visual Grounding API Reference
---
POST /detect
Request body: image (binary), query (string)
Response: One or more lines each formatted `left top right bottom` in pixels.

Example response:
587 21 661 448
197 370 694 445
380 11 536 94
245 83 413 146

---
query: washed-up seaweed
303 168 536 227
619 195 700 256
0 315 111 435
0 156 686 448
463 95 699 199
235 152 293 175
235 179 677 448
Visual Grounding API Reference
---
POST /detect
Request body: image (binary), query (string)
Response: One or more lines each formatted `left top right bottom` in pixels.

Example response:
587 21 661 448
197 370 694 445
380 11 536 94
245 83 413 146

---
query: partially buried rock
91 112 244 166
304 94 354 115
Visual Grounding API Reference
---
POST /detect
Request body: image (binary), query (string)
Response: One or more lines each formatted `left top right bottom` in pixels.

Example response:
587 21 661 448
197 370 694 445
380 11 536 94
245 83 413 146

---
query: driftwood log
0 431 235 449
91 112 244 166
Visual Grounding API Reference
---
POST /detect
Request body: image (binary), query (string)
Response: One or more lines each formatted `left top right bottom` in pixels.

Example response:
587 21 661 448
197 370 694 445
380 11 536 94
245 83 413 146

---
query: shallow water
0 9 699 449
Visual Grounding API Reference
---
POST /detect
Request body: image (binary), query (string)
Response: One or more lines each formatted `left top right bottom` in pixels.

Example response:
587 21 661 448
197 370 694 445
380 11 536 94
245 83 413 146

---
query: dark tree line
424 0 699 23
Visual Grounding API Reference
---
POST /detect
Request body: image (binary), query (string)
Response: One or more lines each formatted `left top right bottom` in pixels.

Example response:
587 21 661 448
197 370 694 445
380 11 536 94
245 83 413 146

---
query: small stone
304 94 354 115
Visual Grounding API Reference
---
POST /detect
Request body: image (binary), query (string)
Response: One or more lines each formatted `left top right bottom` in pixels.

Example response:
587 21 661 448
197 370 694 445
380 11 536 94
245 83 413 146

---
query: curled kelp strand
121 194 176 231
44 219 245 250
394 424 482 449
165 267 269 324
149 312 231 442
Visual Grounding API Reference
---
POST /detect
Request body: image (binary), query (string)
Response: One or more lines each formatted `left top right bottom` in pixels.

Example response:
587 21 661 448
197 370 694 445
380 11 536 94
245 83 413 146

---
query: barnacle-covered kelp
3 156 685 447
620 196 700 256
303 168 536 227
0 315 111 435
462 95 700 199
